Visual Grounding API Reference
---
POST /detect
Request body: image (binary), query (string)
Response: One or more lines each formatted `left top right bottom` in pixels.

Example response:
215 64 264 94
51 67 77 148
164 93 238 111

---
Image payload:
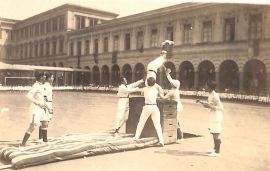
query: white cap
171 80 180 88
161 50 167 54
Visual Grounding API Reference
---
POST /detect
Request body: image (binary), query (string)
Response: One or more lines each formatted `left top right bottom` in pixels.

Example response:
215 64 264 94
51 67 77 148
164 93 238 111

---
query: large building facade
0 3 270 94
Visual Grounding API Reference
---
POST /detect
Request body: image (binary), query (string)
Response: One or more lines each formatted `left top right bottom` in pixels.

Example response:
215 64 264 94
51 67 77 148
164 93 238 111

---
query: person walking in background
114 76 144 136
196 80 224 157
19 71 49 152
161 68 184 143
134 77 165 147
39 72 54 142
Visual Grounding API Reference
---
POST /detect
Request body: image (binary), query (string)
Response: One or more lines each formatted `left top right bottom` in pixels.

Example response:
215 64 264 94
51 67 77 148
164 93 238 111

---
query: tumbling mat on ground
0 132 158 170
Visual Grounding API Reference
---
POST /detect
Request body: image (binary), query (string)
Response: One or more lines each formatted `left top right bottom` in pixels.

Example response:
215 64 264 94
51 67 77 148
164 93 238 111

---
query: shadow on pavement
154 149 207 156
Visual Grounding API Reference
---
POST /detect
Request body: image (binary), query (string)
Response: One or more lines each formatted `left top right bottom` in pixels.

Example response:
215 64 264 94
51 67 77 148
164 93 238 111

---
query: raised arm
127 79 144 88
165 69 173 83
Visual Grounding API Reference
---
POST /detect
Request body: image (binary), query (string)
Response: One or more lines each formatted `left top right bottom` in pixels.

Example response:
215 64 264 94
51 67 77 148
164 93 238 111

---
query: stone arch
198 60 215 90
101 65 109 86
219 60 239 92
243 59 266 94
134 63 145 81
122 64 132 84
163 61 176 89
59 62 64 67
83 66 91 86
179 61 195 90
92 65 100 86
111 64 120 86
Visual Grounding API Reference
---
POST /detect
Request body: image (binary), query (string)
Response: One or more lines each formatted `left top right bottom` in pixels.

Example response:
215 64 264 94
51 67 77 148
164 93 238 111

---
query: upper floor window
250 14 262 39
85 40 90 54
20 29 24 39
53 19 57 31
202 21 212 42
113 35 119 51
46 20 51 33
24 45 28 58
125 33 131 50
35 24 39 36
76 17 85 29
25 27 28 38
52 41 57 55
90 19 98 26
136 31 143 49
183 24 192 44
94 39 98 54
40 23 45 34
224 18 235 41
40 43 44 57
166 27 174 41
151 29 158 47
35 44 38 57
60 16 64 30
20 45 23 59
77 41 81 55
59 40 64 54
30 26 34 37
46 42 50 56
70 43 74 56
29 44 32 58
103 37 108 52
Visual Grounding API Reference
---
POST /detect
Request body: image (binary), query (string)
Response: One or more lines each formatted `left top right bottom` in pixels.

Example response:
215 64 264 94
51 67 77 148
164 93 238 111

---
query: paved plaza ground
0 91 270 171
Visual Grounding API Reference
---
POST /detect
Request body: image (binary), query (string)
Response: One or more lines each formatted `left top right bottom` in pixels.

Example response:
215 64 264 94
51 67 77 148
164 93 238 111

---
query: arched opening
198 60 215 90
111 65 120 86
84 66 91 86
134 63 145 81
164 61 176 89
243 59 266 94
179 61 195 90
219 60 239 92
122 64 132 84
92 66 100 86
101 65 109 86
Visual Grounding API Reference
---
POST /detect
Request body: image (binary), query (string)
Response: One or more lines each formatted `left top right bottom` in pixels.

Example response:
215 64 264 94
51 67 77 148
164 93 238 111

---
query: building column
194 71 199 90
109 72 112 86
215 72 219 91
90 71 94 84
239 71 244 93
159 67 164 87
100 72 103 86
176 68 180 81
132 71 135 82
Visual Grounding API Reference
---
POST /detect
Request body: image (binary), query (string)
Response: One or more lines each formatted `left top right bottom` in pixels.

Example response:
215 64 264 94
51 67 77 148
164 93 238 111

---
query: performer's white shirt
143 84 163 104
44 82 53 101
117 80 143 98
26 81 45 105
207 90 224 112
147 56 166 72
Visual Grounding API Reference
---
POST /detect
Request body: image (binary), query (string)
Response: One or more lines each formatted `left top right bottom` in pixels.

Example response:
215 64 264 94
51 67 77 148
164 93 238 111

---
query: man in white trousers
114 76 144 136
134 77 165 146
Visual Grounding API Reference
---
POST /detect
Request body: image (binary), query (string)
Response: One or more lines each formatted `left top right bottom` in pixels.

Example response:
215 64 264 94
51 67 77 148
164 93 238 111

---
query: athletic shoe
18 146 25 152
156 143 164 147
208 152 220 157
176 139 184 144
114 133 118 137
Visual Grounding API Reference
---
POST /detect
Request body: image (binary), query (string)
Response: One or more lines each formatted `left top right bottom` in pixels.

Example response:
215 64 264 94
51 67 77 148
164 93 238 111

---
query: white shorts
208 111 223 133
29 103 48 123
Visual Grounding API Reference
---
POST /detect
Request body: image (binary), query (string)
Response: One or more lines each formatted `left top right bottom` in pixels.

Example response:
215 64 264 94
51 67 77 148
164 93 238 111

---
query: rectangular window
35 44 38 57
183 24 192 44
81 18 85 28
20 29 23 39
250 14 262 39
77 41 81 55
25 27 28 38
59 40 64 54
60 16 64 30
137 31 144 49
125 33 130 50
85 40 90 54
94 39 98 54
46 42 50 56
25 45 28 58
30 26 33 37
151 29 158 47
90 19 98 26
224 18 235 41
53 41 56 55
40 22 44 34
20 46 23 58
166 27 174 41
40 43 43 57
113 35 119 51
16 30 19 41
202 21 212 42
103 37 108 52
70 43 74 56
35 24 39 36
76 17 80 29
29 44 32 58
53 19 57 31
46 20 51 33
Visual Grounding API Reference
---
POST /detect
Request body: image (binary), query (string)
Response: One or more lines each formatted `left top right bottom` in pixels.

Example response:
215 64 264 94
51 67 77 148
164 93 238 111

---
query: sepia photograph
0 0 270 170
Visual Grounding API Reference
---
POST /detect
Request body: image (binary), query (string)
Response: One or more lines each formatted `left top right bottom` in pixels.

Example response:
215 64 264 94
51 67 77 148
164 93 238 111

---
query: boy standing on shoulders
196 80 224 157
161 68 184 143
